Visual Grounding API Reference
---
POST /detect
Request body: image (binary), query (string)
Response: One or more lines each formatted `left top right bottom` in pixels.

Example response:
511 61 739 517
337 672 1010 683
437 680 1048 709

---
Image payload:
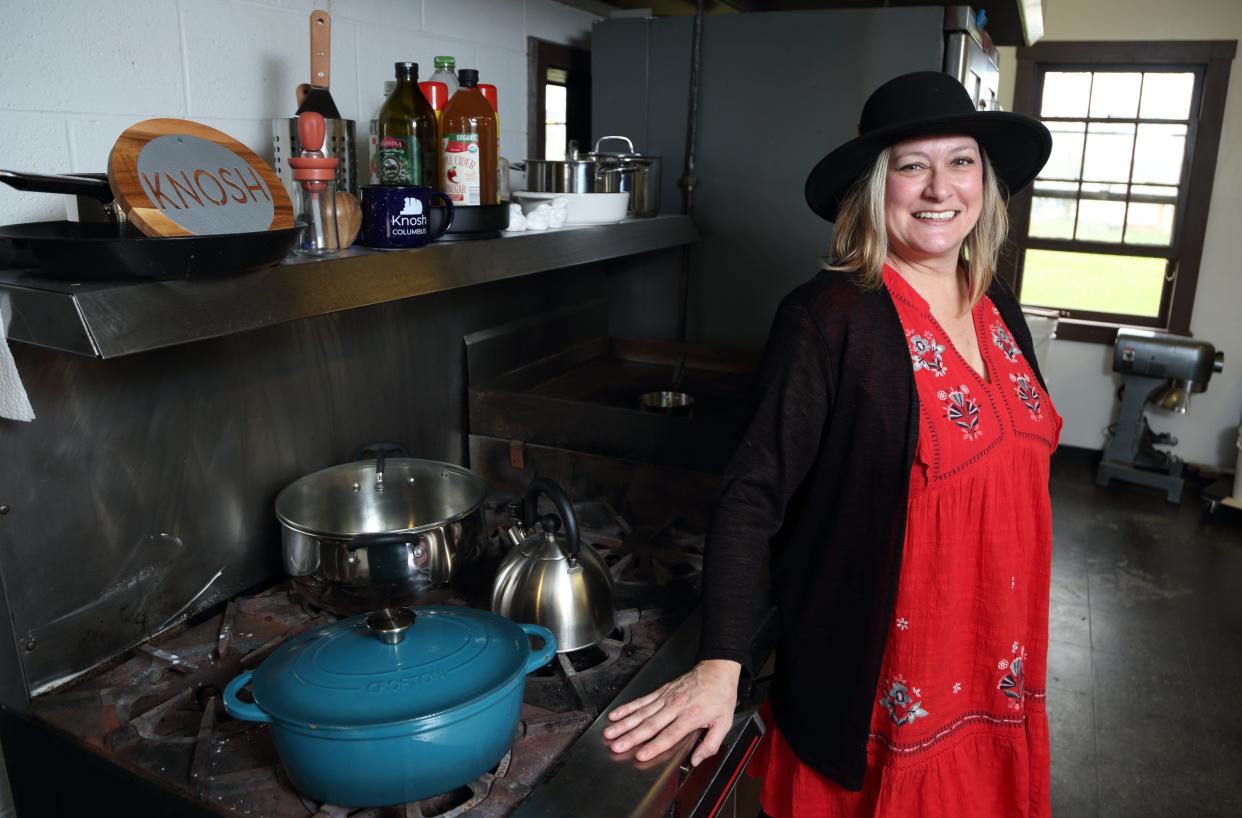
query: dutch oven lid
249 606 535 728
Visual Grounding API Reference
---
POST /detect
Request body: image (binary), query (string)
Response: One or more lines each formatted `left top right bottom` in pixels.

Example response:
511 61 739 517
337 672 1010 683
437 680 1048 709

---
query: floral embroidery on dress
937 385 982 440
908 329 948 377
879 674 930 727
896 617 910 631
991 322 1021 363
1010 373 1042 420
997 644 1027 711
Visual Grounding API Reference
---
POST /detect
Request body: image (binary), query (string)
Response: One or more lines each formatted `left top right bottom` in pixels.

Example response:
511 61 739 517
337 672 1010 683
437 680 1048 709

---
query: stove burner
604 518 704 594
303 752 512 818
607 546 702 590
562 641 612 674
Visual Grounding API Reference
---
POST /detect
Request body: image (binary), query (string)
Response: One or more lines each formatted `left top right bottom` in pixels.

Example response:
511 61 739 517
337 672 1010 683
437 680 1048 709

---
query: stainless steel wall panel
591 10 945 349
0 263 613 705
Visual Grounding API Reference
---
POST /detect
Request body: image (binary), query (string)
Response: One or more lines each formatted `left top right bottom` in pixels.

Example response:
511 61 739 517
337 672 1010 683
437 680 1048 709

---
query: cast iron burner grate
302 751 513 818
26 482 702 818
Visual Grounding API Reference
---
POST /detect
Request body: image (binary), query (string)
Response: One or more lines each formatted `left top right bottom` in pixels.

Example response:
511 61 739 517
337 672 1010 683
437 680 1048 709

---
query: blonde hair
824 145 1009 306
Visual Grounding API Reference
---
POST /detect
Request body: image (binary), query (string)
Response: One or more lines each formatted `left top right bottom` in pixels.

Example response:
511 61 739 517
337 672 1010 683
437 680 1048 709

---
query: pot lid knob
365 607 416 645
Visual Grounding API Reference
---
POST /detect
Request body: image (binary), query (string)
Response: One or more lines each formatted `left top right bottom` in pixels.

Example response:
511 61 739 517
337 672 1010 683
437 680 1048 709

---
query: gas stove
1 498 765 818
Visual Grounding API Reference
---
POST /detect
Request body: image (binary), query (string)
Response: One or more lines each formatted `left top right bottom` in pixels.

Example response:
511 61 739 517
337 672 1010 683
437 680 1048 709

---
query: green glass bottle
375 62 438 186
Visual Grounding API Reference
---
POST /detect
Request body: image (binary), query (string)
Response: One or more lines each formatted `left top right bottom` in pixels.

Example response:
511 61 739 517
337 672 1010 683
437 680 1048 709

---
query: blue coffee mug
360 185 455 249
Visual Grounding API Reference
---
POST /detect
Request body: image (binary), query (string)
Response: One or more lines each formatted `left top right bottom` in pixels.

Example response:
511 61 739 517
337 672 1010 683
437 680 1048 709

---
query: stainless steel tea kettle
490 478 616 653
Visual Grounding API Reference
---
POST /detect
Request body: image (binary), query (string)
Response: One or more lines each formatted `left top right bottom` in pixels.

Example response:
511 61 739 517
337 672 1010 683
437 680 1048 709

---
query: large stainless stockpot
275 451 488 598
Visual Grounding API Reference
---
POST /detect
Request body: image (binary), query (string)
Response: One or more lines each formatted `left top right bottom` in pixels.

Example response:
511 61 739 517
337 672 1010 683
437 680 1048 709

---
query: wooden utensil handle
310 10 331 88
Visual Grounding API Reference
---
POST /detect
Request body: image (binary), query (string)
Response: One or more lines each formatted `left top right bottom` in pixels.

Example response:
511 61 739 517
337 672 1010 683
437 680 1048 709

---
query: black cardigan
697 269 1044 791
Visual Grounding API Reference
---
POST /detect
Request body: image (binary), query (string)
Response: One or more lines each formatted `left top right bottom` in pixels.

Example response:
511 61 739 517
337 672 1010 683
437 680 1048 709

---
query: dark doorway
527 38 591 161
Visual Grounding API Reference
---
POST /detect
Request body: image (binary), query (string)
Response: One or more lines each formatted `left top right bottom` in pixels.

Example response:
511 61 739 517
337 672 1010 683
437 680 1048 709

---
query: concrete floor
1047 449 1242 818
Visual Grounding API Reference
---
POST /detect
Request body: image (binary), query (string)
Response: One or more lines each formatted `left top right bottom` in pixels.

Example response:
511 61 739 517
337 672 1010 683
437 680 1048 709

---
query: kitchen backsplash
0 0 599 228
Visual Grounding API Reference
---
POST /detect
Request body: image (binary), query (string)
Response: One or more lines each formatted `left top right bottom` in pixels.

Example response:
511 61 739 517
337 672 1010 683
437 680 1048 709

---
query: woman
603 72 1058 817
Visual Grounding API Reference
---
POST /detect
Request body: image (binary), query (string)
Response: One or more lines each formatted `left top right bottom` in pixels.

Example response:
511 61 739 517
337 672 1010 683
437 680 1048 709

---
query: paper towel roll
0 294 35 422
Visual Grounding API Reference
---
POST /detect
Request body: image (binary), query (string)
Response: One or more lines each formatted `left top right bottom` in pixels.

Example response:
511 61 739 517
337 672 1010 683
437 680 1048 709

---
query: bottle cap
458 69 479 87
420 81 449 111
479 83 498 112
394 62 418 81
434 56 456 69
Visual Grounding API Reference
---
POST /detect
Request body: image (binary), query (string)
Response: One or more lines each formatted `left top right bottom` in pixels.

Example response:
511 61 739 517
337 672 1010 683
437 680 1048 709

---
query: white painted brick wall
0 0 598 227
0 2 599 808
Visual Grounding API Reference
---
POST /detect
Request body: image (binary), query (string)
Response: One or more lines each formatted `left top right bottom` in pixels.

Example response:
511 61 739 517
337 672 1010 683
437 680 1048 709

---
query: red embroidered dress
754 266 1061 818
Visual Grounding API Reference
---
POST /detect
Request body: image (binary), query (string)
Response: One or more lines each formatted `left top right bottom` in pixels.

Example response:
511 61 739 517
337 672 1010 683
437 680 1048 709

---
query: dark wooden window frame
526 37 591 162
1003 40 1235 344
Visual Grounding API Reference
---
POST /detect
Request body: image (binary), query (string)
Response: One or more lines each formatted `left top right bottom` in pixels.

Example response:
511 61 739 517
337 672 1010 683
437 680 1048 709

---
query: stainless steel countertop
513 606 766 818
0 215 697 358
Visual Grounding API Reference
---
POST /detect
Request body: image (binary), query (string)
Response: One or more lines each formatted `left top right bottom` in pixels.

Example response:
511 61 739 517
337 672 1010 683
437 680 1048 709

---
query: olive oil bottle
375 62 437 186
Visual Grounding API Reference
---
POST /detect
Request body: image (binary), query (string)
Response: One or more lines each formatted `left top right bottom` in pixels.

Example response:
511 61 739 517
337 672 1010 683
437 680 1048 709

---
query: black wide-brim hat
805 71 1052 223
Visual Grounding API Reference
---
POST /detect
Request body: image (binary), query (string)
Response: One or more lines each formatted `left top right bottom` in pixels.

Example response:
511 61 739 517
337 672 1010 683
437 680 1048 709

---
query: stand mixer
1097 329 1224 502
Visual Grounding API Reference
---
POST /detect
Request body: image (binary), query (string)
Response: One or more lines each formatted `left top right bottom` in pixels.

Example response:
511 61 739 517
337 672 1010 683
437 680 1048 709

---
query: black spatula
296 10 341 119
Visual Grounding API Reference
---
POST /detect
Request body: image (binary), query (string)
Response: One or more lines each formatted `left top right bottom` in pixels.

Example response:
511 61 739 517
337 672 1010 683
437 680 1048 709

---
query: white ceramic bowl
512 191 630 225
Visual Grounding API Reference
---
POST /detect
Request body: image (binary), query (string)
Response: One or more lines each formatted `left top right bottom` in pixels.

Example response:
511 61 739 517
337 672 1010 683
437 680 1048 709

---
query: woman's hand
603 659 742 766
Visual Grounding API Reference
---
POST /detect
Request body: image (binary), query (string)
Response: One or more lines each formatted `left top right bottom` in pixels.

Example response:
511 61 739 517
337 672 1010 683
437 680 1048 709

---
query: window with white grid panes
1007 42 1234 342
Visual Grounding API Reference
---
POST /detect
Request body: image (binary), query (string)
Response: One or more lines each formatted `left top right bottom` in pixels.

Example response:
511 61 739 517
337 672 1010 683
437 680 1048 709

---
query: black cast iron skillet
0 221 300 282
0 169 299 281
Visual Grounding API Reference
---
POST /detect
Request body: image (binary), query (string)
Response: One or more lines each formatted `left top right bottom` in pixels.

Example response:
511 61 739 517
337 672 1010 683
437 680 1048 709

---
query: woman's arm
605 299 835 763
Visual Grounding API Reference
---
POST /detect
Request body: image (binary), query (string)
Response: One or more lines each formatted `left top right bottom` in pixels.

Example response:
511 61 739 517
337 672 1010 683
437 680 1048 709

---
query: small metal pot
275 449 488 599
583 136 661 218
639 390 695 417
515 136 661 217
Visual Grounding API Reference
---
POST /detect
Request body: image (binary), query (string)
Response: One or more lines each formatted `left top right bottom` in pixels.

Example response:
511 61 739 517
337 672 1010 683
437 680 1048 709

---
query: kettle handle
521 478 581 567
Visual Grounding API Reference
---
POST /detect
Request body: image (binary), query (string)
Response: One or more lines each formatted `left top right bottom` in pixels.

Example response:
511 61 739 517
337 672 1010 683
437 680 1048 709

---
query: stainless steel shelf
0 215 697 358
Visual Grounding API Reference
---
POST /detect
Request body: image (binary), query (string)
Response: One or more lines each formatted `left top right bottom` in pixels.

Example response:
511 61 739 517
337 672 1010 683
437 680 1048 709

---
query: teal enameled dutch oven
223 606 556 807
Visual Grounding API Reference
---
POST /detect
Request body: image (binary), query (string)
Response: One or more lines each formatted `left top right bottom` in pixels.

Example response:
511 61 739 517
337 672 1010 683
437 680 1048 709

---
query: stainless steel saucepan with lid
275 444 488 599
515 136 661 217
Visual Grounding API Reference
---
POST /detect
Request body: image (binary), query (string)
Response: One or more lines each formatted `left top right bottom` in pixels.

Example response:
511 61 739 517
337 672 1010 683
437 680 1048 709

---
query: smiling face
884 134 984 271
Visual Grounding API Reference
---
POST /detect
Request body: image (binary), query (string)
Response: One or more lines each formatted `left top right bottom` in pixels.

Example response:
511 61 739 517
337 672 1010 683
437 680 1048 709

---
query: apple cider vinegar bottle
439 69 498 206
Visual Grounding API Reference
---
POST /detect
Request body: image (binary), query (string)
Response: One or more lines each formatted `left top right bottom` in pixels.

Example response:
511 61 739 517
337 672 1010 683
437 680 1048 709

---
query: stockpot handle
521 477 581 567
344 531 427 584
223 670 272 723
353 441 408 461
522 623 557 671
592 135 637 156
346 531 420 552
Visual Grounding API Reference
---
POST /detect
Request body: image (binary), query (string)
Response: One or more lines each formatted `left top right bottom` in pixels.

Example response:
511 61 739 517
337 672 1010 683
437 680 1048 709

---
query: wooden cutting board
108 118 294 237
